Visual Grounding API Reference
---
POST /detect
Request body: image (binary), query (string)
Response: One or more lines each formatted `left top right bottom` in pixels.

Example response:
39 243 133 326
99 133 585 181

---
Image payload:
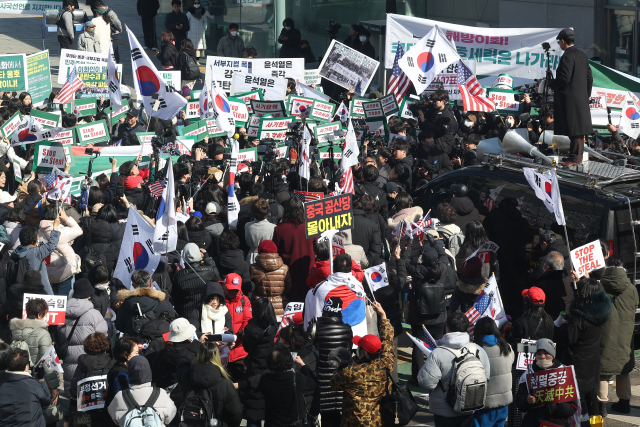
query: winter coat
165 11 190 48
176 49 200 81
551 46 593 137
245 219 276 264
77 30 102 53
39 217 82 283
11 229 60 295
187 281 233 338
91 283 118 317
137 0 159 18
331 319 394 427
418 332 491 417
157 42 178 68
215 250 252 296
278 27 302 58
338 229 369 269
115 287 176 336
118 122 148 147
172 256 221 318
70 352 115 409
56 7 75 40
449 278 488 314
57 298 109 393
449 196 481 231
0 371 51 427
216 34 245 58
258 366 317 427
599 267 639 375
151 340 200 389
9 318 51 366
104 363 128 414
187 229 212 251
480 338 514 408
351 209 382 267
273 222 317 303
306 259 364 290
0 282 47 342
557 290 612 394
407 243 450 328
82 220 124 274
363 211 389 246
507 308 555 352
226 291 252 363
515 360 576 427
312 315 353 413
374 255 403 337
108 383 177 426
186 10 208 50
250 253 291 317
533 269 573 318
355 181 388 220
388 206 424 262
530 238 571 281
176 362 243 427
94 16 111 56
240 321 277 420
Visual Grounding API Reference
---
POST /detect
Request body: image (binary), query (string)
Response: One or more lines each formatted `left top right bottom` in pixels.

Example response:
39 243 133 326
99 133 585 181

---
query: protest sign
365 263 389 292
76 120 109 145
51 128 76 146
30 109 60 128
0 0 62 13
0 53 28 91
136 132 156 144
349 98 368 118
233 90 263 114
296 82 331 102
317 144 342 161
108 99 129 125
33 141 67 173
184 100 201 119
427 61 475 101
71 62 123 96
250 100 287 117
257 116 294 140
362 100 385 120
205 119 226 138
314 122 342 143
58 50 107 84
181 120 208 140
570 240 605 277
158 70 181 90
364 119 386 137
288 95 315 117
308 100 335 123
318 40 379 96
590 95 608 127
486 88 523 115
304 194 353 238
275 302 305 337
399 95 420 120
464 241 499 264
237 147 257 162
526 366 578 407
65 97 96 117
246 114 262 139
516 339 536 370
304 69 321 85
27 51 52 106
232 72 288 101
77 375 108 411
386 15 562 80
13 159 22 183
0 111 21 138
228 96 249 126
205 57 304 93
380 93 400 117
22 293 67 325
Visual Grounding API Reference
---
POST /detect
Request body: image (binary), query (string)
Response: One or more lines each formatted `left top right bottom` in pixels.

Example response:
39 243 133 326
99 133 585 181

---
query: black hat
128 356 153 385
556 28 574 41
23 270 42 287
73 278 96 299
385 182 399 193
323 297 343 314
125 107 139 118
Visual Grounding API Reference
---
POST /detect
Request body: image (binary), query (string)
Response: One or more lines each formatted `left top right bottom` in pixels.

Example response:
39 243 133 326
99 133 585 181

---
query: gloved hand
546 402 558 415
425 232 436 245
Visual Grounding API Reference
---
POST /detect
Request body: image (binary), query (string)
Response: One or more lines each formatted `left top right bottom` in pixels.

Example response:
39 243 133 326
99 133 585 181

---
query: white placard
22 293 67 325
232 72 288 101
570 240 606 277
58 49 108 84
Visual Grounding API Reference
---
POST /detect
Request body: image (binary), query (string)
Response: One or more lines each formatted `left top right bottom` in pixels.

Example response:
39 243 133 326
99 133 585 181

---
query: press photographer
415 90 457 156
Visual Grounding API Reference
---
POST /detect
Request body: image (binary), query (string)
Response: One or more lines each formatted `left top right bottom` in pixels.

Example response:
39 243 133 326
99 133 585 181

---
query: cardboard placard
26 50 52 106
0 111 22 138
77 375 108 411
526 366 578 407
205 119 226 138
33 140 67 173
318 40 379 96
180 120 208 140
250 100 287 118
136 132 155 145
516 339 536 370
76 120 109 145
233 89 263 115
362 100 385 120
570 240 605 277
380 93 400 116
107 99 130 126
64 98 96 117
304 194 353 238
22 293 67 325
158 70 181 91
486 88 523 115
232 72 288 101
228 96 249 126
205 57 304 93
183 100 201 119
30 109 60 128
309 100 335 123
50 128 76 146
287 95 315 117
257 116 294 141
0 53 28 91
349 97 369 118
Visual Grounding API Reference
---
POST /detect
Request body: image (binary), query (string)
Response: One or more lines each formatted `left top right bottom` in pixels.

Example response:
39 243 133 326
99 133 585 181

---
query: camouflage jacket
330 318 394 427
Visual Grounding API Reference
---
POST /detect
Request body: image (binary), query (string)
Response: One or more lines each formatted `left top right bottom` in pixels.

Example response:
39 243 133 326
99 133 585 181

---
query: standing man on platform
553 28 593 167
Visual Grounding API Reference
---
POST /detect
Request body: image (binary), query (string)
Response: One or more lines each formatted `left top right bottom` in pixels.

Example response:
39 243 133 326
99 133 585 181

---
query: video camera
284 121 305 146
257 139 279 165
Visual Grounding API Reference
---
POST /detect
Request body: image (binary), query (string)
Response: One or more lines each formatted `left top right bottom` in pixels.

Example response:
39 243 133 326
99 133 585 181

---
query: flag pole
554 167 577 291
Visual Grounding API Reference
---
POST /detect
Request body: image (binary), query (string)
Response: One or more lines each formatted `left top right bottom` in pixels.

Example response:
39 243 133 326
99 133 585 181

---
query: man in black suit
553 28 593 166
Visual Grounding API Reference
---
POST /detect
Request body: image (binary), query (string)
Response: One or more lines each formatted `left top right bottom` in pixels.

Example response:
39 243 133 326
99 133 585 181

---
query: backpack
122 387 163 427
440 344 487 413
441 254 458 294
180 52 200 80
437 227 464 259
178 388 219 427
6 256 31 285
82 244 109 275
418 281 445 316
131 301 160 335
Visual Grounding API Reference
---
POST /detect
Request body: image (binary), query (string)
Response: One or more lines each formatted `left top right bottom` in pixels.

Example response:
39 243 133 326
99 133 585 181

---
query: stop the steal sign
570 240 605 277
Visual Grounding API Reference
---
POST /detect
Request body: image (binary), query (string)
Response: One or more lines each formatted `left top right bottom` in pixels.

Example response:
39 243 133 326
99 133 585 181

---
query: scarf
95 282 110 296
201 304 228 335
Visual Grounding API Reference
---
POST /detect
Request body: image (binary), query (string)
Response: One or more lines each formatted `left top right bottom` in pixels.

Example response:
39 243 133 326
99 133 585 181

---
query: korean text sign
304 194 354 238
0 53 28 91
526 366 578 408
77 375 108 411
205 57 303 93
22 292 67 325
570 240 605 277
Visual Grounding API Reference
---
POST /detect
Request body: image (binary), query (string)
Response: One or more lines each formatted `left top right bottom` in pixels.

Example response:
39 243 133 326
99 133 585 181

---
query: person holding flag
153 157 177 254
227 137 240 229
337 119 359 194
107 42 122 113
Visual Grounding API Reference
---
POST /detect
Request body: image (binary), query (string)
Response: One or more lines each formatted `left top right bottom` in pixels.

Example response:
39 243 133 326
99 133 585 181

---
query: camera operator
123 175 153 215
118 108 147 146
173 162 191 194
355 164 389 221
413 130 452 183
452 133 481 168
391 140 414 188
416 90 456 156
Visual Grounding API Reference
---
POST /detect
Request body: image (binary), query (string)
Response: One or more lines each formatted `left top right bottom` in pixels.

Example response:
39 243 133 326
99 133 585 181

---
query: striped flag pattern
291 191 323 203
338 167 354 195
465 292 491 335
456 60 495 113
422 325 438 349
387 42 411 102
56 66 85 105
148 181 165 198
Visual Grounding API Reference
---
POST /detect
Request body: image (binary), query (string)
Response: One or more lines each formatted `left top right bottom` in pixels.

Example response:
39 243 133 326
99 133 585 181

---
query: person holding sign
556 278 611 418
10 298 52 365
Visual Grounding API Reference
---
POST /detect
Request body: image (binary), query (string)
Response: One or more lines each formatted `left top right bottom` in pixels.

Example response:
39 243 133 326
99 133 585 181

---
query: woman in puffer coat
187 281 233 340
57 281 110 396
10 297 52 365
82 205 125 274
172 243 221 318
387 193 424 262
39 204 82 296
472 317 514 427
250 240 291 317
557 277 612 418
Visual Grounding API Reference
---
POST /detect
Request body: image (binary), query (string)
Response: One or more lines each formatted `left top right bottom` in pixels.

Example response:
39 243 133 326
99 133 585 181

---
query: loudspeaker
476 137 502 162
538 131 571 151
503 129 553 163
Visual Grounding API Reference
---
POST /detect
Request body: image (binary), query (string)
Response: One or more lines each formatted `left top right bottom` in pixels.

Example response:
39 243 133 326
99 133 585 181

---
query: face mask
536 359 553 369
505 118 515 128
285 26 291 31
359 36 367 42
87 28 95 33
464 120 473 128
230 31 238 36
193 3 200 7
425 140 435 149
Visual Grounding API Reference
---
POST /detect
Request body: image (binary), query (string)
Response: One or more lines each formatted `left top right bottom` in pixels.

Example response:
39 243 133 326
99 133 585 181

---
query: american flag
338 167 354 195
56 66 85 105
422 325 438 349
484 197 496 212
148 181 165 198
465 292 491 335
291 191 323 203
387 42 411 102
392 220 411 238
456 60 495 113
416 211 433 230
113 139 122 147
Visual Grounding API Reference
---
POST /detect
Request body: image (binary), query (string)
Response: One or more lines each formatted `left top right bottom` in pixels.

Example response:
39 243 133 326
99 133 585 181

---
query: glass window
609 9 635 74
606 0 637 6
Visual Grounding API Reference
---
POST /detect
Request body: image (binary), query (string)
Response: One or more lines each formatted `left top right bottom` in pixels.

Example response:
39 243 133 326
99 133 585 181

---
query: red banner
526 366 578 407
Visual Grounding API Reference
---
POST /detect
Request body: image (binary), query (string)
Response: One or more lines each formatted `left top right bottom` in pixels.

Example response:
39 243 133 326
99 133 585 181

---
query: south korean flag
107 42 123 113
618 92 640 139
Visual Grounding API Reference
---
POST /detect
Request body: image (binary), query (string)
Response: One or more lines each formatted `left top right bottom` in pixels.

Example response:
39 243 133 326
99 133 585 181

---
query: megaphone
538 130 570 151
503 128 553 163
476 137 503 162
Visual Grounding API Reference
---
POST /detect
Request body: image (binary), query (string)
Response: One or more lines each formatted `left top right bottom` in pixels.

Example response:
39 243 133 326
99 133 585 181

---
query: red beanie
124 175 143 190
258 240 278 254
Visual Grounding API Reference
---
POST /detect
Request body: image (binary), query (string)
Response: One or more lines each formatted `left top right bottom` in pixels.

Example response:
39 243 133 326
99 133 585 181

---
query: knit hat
224 273 242 290
124 175 143 190
536 338 556 358
322 297 343 314
182 243 201 263
181 85 191 98
353 334 382 354
522 287 545 305
23 270 42 287
258 240 277 254
168 318 196 343
192 211 202 219
73 278 95 299
461 257 484 285
127 356 153 385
